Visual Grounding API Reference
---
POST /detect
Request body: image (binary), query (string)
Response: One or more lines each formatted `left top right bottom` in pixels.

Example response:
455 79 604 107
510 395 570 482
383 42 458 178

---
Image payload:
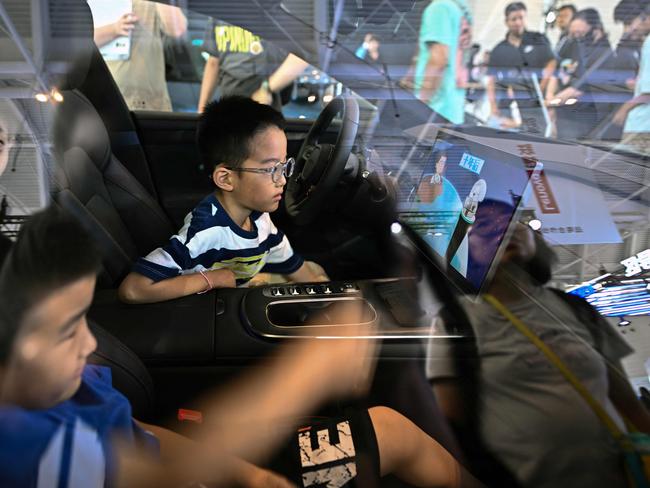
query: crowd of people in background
410 0 650 151
87 0 650 154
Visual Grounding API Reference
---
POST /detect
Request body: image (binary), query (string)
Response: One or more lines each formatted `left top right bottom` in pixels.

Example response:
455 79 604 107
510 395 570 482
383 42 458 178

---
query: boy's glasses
225 158 295 184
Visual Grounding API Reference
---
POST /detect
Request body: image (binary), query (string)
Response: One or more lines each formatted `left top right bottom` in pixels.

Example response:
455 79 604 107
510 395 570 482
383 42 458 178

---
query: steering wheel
284 95 359 225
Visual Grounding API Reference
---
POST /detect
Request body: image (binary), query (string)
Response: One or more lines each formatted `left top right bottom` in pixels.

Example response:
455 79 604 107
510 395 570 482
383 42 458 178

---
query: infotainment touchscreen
396 128 538 295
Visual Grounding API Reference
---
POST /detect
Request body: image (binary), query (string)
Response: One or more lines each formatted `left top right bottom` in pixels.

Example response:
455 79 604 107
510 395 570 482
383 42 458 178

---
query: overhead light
546 11 557 23
323 94 333 103
549 98 562 106
390 222 402 234
307 95 316 103
565 98 578 106
434 232 443 237
528 219 542 231
51 89 64 103
618 317 631 326
34 92 49 102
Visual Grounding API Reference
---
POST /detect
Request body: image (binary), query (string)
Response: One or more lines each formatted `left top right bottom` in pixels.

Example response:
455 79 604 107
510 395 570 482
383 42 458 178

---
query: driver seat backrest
52 89 175 288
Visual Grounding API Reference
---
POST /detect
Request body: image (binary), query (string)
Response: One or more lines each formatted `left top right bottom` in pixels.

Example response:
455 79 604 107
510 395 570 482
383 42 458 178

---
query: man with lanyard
486 2 556 135
411 0 473 125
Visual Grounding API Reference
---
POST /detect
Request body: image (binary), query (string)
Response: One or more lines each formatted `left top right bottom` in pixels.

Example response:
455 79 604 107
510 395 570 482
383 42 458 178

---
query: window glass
87 0 340 120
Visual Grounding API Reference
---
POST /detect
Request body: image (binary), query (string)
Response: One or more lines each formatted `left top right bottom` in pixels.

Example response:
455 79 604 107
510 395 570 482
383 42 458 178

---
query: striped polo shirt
133 193 303 286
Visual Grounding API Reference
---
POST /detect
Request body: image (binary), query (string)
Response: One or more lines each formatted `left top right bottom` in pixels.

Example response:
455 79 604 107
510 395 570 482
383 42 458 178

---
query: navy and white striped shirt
133 194 303 286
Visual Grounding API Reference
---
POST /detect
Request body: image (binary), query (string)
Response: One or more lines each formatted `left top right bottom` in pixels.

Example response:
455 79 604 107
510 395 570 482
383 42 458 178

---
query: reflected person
428 199 650 488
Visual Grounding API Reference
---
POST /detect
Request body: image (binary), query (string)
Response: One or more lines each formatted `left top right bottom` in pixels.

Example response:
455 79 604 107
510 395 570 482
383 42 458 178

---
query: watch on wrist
261 79 271 92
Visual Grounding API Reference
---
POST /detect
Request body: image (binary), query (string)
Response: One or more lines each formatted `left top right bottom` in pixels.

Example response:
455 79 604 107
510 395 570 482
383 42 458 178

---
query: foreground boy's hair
0 206 101 362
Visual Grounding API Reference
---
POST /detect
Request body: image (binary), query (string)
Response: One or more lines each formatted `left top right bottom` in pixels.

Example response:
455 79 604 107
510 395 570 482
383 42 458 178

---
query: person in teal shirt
413 0 472 124
615 9 650 155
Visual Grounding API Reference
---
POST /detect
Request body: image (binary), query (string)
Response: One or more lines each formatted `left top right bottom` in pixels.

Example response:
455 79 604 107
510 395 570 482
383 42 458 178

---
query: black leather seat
37 0 161 417
89 321 155 420
53 90 175 288
49 1 217 365
49 1 175 288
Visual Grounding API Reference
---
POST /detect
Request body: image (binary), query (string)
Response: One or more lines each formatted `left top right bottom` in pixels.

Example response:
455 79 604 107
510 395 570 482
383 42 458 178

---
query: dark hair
558 4 577 15
614 0 650 25
574 8 604 32
0 206 101 363
196 95 286 171
473 199 557 285
505 2 527 17
525 231 558 285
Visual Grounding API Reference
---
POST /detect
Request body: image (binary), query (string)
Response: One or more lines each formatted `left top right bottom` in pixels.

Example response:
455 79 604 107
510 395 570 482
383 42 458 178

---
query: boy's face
2 275 97 409
231 126 289 213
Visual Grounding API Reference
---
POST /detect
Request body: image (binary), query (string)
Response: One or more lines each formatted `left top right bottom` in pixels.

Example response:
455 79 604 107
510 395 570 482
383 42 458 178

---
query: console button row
268 283 358 297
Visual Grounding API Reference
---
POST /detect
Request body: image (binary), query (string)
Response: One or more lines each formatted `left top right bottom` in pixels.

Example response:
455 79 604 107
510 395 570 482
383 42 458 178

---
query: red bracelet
197 269 213 294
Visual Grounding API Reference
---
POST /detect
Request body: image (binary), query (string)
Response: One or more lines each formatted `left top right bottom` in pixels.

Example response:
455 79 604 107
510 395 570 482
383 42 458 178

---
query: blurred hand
546 86 582 107
248 272 272 287
301 302 378 399
113 13 137 38
244 467 296 488
251 85 273 105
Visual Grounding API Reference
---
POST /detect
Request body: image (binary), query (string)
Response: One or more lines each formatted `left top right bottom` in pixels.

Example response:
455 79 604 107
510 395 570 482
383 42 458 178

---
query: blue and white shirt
133 194 304 286
0 366 158 488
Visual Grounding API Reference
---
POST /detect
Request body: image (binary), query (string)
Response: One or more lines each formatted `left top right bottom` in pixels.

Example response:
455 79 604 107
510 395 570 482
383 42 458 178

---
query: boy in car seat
118 96 323 303
0 206 484 488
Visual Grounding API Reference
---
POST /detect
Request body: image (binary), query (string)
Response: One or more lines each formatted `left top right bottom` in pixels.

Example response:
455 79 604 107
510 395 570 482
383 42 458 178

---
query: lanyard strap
483 293 625 443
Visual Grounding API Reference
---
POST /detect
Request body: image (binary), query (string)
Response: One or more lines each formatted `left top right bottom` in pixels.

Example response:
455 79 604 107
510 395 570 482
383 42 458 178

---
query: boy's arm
117 313 375 486
285 262 328 283
117 421 295 487
197 317 376 462
118 268 236 304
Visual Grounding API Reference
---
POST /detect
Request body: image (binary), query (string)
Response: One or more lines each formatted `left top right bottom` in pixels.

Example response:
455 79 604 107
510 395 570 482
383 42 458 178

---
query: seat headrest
53 90 111 171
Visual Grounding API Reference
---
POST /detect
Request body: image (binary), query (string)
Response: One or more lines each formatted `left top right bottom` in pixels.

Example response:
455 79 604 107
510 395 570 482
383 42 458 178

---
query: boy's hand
207 268 237 288
299 302 378 399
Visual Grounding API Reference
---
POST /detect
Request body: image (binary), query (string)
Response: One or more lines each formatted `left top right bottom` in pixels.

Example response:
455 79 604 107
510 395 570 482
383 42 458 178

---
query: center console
241 278 457 339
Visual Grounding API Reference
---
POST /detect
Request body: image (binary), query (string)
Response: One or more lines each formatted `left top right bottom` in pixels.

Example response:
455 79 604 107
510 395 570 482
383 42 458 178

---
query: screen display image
396 130 536 294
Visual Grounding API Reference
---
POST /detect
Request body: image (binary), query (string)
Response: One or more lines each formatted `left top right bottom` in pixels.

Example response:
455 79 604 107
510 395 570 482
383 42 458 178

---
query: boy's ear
213 165 234 192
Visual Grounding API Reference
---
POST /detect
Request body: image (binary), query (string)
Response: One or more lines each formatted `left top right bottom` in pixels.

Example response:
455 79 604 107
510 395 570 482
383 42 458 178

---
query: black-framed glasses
225 157 295 184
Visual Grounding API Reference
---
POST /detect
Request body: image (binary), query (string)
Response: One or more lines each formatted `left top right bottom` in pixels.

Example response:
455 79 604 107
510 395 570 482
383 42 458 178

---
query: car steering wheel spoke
284 95 359 225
